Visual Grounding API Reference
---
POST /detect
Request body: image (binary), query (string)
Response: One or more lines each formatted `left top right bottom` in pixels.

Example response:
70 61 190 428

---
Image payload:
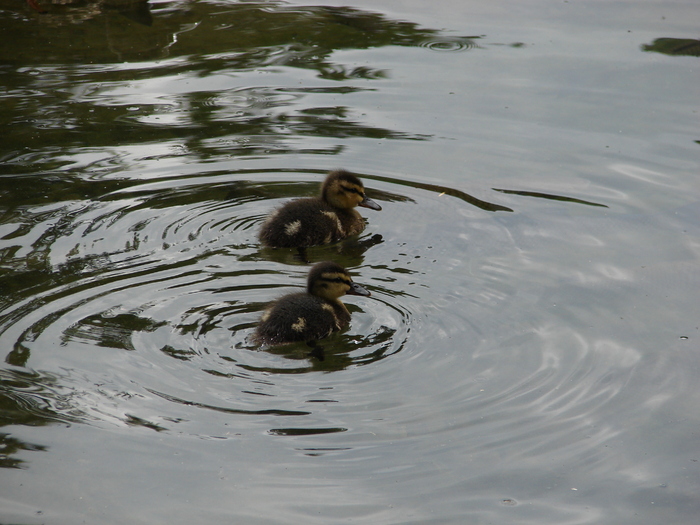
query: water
1 1 699 523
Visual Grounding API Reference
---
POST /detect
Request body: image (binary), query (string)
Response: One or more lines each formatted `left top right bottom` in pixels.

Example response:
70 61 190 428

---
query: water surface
1 1 699 524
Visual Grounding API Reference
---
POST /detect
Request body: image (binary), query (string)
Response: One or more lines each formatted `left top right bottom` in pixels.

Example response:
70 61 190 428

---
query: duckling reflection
253 261 371 347
259 169 381 248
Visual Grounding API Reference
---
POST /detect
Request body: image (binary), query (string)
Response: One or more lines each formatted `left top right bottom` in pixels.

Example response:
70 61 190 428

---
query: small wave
419 35 483 52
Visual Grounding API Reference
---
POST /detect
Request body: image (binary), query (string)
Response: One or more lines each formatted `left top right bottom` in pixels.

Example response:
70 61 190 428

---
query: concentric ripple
1 171 418 429
0 167 653 465
418 35 483 52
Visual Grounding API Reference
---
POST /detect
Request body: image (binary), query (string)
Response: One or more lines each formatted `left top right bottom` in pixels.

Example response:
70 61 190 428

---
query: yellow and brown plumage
253 261 371 345
259 169 381 248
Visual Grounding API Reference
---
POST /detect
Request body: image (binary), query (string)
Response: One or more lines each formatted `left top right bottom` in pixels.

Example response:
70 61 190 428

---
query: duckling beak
359 196 382 211
347 282 371 297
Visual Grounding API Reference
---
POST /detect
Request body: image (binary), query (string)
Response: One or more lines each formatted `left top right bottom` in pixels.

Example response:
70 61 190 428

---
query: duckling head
307 261 371 301
321 169 382 211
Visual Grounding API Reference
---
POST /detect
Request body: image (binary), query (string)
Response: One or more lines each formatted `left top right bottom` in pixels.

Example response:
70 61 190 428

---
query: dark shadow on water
0 369 79 427
61 313 167 351
0 1 484 162
0 432 48 469
0 368 84 468
369 174 513 212
268 427 346 436
106 0 154 27
145 387 311 417
255 233 385 267
641 38 700 57
27 0 153 26
492 188 609 208
4 1 483 65
236 322 401 374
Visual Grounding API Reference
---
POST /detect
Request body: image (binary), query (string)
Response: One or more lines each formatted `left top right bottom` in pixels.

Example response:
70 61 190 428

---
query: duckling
259 169 381 248
254 261 371 345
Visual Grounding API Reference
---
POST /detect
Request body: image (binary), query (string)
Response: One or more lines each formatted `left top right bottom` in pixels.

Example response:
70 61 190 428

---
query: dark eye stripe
340 185 364 196
320 276 351 284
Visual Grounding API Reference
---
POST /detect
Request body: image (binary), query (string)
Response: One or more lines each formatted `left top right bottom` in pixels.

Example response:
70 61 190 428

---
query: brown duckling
253 261 371 345
259 169 381 248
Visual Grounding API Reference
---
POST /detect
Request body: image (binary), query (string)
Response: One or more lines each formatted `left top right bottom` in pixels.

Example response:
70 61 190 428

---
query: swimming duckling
259 169 381 248
254 261 371 345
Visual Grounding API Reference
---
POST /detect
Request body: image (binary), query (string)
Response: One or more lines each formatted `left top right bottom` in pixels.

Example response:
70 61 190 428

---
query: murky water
1 1 699 523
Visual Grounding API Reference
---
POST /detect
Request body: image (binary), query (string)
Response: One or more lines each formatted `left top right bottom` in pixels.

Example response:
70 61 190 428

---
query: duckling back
254 292 350 345
259 198 364 248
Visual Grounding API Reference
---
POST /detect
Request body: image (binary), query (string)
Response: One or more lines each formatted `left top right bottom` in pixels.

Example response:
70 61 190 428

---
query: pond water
1 0 699 523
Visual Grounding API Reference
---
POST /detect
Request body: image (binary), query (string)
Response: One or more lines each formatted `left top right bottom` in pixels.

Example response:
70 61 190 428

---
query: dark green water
1 1 699 523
